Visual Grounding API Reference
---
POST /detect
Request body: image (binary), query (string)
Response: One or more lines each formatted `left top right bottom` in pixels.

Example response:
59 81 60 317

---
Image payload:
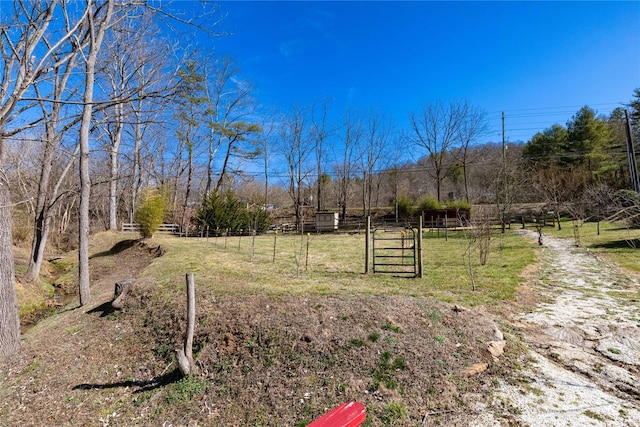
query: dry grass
144 229 536 307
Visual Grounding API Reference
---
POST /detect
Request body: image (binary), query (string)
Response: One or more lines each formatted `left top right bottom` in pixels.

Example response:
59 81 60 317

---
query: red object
307 401 366 427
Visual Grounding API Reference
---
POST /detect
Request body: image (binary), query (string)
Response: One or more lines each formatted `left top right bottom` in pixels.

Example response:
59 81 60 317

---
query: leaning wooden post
365 216 371 274
418 216 424 278
177 272 196 376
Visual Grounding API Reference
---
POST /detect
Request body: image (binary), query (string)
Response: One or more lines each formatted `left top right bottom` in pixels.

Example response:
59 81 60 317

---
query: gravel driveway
481 230 640 426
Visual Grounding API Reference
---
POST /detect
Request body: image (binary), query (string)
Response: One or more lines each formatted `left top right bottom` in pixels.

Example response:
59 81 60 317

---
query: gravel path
487 231 640 426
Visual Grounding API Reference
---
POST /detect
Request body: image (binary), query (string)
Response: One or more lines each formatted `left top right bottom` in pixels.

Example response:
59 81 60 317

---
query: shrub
416 195 441 212
196 190 270 233
446 200 471 210
135 187 168 238
396 195 414 218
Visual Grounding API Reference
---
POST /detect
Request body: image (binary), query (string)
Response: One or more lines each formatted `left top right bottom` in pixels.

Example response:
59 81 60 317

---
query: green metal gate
372 228 417 277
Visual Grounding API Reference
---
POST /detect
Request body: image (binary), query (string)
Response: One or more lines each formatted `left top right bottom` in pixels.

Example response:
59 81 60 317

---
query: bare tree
411 101 465 202
77 0 118 306
334 110 361 222
280 108 313 229
358 108 392 218
26 42 82 280
455 102 489 203
97 16 171 230
0 0 90 360
534 166 587 231
310 100 331 211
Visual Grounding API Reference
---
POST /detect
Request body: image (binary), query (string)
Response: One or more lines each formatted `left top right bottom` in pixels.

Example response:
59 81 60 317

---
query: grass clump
371 352 407 391
381 321 401 333
378 402 406 425
165 375 210 405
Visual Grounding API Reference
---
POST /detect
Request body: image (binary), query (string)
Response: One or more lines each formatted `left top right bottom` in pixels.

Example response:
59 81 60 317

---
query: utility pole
502 112 506 164
625 109 640 192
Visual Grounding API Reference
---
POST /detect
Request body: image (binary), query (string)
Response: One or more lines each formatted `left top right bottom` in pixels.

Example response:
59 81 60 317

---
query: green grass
542 221 640 274
146 230 536 306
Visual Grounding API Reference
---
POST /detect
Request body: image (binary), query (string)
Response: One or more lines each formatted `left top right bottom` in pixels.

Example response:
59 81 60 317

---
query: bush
396 195 414 218
196 190 270 233
135 188 168 238
446 200 471 210
416 195 441 212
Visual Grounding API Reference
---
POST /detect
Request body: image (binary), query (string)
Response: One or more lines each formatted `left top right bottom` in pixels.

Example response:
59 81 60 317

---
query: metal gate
372 228 417 276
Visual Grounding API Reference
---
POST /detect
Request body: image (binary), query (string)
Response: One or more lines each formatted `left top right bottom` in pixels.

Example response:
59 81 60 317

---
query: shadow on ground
89 239 141 259
73 368 182 393
591 239 640 249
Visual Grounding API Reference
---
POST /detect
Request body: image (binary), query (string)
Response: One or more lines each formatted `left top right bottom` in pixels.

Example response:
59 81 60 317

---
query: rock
494 327 504 341
465 362 488 376
488 340 506 359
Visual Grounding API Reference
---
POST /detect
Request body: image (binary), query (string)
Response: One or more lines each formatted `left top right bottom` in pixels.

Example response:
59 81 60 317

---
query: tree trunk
215 139 233 192
79 0 114 306
108 103 123 230
0 158 20 362
131 107 143 222
27 137 54 282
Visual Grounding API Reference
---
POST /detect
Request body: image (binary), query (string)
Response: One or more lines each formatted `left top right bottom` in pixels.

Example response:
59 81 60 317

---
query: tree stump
111 279 134 309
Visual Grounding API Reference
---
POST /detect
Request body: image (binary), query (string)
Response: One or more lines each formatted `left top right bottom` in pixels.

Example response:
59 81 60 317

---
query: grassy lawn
144 229 536 307
541 220 640 274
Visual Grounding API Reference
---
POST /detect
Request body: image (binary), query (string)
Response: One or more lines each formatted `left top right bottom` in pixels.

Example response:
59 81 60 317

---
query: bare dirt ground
483 230 640 426
1 231 639 426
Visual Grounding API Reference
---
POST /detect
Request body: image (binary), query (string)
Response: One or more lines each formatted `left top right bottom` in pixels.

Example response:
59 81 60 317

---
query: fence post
365 216 371 274
273 231 278 262
418 216 423 278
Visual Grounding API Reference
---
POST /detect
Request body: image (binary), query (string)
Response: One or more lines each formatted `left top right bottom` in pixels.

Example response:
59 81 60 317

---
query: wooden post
251 230 256 262
177 272 196 376
445 213 448 242
238 229 243 251
305 232 310 272
417 216 423 278
365 216 371 274
597 221 600 236
273 231 278 263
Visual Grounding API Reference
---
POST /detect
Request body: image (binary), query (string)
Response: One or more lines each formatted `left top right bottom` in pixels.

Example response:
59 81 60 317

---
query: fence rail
121 223 179 233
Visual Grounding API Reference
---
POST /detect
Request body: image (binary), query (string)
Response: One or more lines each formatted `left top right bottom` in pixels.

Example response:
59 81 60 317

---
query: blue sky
207 1 639 144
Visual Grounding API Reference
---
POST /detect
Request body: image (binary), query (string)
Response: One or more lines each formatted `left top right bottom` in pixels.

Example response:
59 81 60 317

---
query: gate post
418 216 423 278
365 216 371 274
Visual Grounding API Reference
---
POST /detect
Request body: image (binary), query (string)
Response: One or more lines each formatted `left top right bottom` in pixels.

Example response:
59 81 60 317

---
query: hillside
0 232 522 426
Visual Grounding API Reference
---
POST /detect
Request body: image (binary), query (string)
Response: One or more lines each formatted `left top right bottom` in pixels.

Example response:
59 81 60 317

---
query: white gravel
477 230 640 426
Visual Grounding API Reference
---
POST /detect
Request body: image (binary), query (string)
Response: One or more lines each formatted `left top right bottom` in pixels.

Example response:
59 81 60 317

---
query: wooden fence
121 223 180 233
